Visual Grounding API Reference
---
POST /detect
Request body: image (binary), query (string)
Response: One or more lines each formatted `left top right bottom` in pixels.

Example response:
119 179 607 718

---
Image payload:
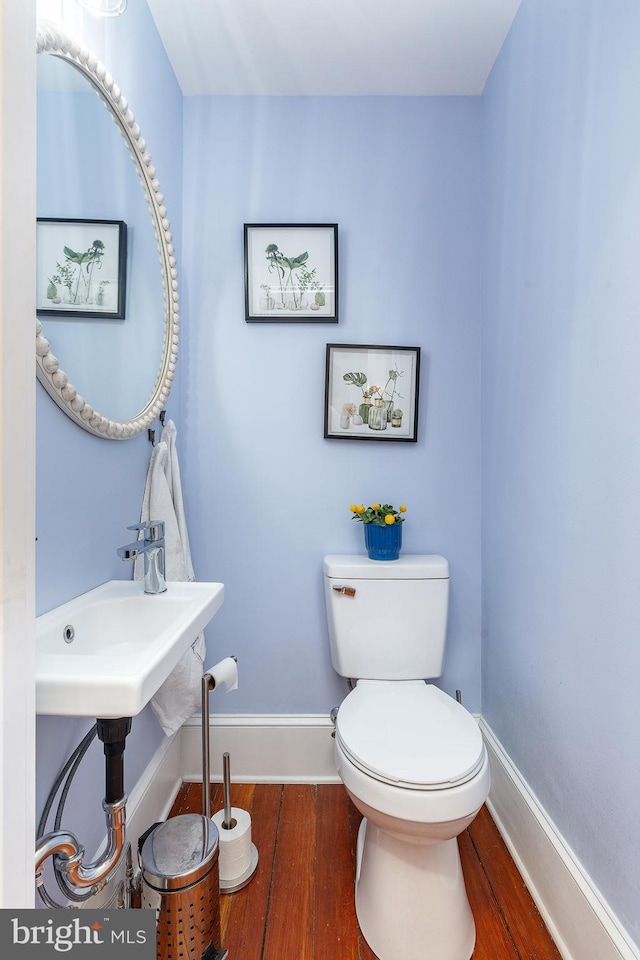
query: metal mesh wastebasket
140 814 227 960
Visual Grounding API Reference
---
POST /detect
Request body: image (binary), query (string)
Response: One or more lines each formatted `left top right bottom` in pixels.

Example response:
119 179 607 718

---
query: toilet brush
211 752 259 893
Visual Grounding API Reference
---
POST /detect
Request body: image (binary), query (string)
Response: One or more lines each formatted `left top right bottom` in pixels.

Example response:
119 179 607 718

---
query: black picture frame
324 343 421 442
244 223 338 322
36 218 127 320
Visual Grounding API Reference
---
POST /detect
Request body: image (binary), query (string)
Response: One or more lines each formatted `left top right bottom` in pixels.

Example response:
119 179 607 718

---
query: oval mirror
35 22 178 439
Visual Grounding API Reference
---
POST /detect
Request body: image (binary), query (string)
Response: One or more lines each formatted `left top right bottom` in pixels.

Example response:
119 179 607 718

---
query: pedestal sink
36 579 224 718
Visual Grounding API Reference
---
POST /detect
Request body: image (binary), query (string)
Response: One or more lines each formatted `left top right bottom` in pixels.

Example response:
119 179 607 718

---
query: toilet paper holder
201 661 238 818
201 662 259 893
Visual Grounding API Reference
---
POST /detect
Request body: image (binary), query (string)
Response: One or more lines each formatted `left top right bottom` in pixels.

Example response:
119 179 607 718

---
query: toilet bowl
323 554 489 960
334 681 490 960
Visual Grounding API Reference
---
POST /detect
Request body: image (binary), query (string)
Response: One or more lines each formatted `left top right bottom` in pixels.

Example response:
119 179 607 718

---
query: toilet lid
335 683 485 790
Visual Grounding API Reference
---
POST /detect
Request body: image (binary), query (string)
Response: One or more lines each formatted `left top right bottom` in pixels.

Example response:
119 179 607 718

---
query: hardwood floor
168 782 562 960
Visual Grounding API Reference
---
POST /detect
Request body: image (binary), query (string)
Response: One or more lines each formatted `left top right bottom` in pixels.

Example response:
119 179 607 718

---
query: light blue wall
181 95 483 714
481 0 640 946
35 0 183 879
33 1 640 947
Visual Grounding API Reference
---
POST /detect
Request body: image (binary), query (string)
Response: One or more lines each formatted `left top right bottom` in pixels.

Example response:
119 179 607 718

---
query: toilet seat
335 682 485 790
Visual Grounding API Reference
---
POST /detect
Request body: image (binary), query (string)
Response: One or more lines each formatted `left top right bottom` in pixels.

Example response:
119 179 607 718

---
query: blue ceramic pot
364 522 402 561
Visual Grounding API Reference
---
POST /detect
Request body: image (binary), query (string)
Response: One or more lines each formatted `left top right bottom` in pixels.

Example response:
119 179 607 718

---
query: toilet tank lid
323 554 449 579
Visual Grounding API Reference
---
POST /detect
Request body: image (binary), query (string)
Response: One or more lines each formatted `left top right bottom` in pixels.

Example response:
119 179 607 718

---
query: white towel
135 420 205 736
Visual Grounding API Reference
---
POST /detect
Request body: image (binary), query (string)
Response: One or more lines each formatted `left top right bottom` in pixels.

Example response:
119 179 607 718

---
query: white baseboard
86 712 337 906
125 730 183 846
85 710 639 960
480 719 639 960
180 713 341 783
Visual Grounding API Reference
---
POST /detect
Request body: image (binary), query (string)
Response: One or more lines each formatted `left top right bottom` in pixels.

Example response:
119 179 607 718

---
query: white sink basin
36 580 224 718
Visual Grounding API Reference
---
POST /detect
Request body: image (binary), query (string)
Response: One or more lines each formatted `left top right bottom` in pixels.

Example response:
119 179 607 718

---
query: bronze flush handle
332 585 356 597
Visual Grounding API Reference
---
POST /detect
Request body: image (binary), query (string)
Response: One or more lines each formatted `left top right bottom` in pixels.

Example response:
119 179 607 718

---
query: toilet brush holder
201 668 258 894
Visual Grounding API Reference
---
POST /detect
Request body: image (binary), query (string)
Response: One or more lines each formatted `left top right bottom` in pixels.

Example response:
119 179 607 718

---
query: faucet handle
127 520 165 542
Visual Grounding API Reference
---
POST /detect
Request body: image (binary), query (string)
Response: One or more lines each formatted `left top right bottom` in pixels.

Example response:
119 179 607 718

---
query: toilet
323 554 490 960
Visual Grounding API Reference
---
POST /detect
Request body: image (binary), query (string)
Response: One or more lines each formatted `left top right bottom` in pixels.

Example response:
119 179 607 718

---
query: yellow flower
350 502 406 524
399 505 407 513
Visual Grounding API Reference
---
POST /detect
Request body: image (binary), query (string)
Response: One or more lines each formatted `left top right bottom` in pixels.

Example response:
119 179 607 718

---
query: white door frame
0 0 37 908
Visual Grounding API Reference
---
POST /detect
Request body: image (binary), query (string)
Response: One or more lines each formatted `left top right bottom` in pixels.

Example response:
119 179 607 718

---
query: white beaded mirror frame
35 21 179 439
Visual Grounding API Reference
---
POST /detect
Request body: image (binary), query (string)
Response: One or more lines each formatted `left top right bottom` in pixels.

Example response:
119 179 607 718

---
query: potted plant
391 408 403 427
367 389 387 431
259 283 275 311
350 502 407 560
62 239 105 304
343 372 373 424
308 275 325 309
96 279 111 306
340 403 356 428
380 366 404 421
264 242 314 310
296 266 317 310
51 261 75 303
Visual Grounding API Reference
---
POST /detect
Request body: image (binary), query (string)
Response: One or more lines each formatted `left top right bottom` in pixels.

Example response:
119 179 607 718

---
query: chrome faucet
117 521 167 594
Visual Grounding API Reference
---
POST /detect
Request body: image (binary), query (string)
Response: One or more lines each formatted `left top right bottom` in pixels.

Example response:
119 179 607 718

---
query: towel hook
147 409 167 445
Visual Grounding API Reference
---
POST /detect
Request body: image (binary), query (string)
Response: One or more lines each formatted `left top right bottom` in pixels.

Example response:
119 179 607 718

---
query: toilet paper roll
212 807 252 882
208 656 238 693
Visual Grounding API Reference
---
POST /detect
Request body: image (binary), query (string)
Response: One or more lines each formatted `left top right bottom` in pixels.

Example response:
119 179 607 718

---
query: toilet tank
323 555 450 680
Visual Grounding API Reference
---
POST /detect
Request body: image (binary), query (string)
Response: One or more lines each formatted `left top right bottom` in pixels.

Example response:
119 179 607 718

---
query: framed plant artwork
244 223 338 322
324 343 421 442
36 218 127 320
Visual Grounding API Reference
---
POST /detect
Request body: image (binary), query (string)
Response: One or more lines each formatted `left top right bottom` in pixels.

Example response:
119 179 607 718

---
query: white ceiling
145 0 522 97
